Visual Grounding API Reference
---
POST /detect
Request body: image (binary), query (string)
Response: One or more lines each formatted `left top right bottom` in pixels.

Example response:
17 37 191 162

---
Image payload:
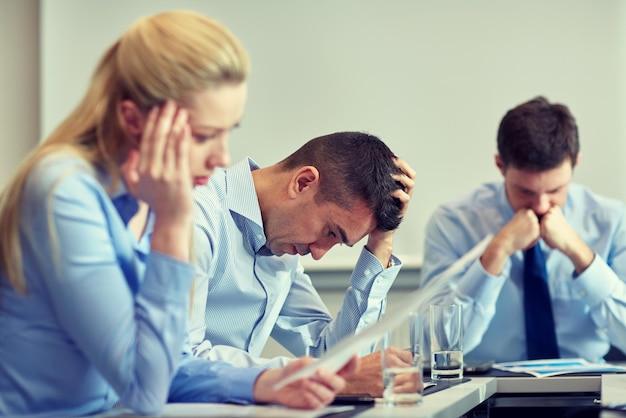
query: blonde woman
0 10 358 417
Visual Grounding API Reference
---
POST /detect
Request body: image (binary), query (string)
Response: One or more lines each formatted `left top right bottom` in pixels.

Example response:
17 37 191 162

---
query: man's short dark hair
497 96 579 171
279 131 404 231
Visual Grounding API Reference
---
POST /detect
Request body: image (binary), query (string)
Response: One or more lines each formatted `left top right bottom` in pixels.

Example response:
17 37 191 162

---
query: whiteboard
41 0 626 270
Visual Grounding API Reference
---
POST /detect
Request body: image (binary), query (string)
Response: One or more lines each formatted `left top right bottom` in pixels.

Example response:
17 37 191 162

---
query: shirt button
364 269 371 276
376 277 383 284
579 290 587 297
256 234 262 240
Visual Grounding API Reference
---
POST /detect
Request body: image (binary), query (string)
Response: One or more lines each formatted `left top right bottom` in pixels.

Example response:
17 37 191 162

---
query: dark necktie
523 243 560 360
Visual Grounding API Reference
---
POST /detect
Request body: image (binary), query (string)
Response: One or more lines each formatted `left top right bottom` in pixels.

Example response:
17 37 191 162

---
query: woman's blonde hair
0 10 249 293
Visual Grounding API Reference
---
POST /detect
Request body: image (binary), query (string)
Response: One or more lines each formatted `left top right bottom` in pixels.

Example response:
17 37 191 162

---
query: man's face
263 196 377 260
499 158 574 216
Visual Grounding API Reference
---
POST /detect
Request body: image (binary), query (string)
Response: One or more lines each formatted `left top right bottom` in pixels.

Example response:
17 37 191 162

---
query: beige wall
5 1 626 252
40 0 626 270
0 0 39 190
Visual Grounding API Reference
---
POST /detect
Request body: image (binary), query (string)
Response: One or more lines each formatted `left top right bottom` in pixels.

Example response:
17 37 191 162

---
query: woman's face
184 82 248 186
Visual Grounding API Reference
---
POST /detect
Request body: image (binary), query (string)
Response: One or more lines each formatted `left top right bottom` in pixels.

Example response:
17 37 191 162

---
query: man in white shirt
191 131 415 394
421 97 626 362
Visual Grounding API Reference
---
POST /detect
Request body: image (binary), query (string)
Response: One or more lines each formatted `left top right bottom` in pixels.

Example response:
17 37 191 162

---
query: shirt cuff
349 247 401 296
219 367 264 403
170 356 263 404
571 254 620 306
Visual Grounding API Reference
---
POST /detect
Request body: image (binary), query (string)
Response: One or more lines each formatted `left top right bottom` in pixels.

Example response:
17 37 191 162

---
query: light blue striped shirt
190 158 401 368
421 181 626 363
0 154 260 417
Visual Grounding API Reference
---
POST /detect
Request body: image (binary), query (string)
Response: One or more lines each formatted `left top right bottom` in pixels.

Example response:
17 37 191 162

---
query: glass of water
429 304 463 381
380 311 424 406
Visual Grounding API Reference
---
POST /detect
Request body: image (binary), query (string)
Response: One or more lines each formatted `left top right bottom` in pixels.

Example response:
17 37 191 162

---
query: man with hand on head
420 96 626 363
191 131 416 396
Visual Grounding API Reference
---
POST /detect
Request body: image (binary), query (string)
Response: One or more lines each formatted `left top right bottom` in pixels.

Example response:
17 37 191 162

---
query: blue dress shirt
0 154 261 417
190 158 401 368
421 182 626 363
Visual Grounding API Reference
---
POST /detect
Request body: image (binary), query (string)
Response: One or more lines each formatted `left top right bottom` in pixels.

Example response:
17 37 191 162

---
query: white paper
273 234 493 389
493 358 626 378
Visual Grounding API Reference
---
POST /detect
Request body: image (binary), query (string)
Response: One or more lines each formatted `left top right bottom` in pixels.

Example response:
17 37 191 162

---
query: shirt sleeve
420 207 508 353
24 167 194 415
168 348 262 403
192 342 293 369
571 241 626 352
272 247 402 358
189 224 213 352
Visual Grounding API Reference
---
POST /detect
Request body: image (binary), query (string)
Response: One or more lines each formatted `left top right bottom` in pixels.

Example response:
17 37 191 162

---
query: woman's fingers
139 100 176 178
313 368 347 394
131 100 193 225
175 123 192 185
163 107 189 180
137 105 160 175
275 358 350 409
296 378 335 409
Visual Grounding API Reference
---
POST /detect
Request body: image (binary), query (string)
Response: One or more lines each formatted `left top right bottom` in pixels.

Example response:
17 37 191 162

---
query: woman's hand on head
121 100 194 228
121 100 194 261
252 355 360 410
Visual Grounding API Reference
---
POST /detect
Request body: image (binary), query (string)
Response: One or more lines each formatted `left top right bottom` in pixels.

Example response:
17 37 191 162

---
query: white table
359 377 496 417
601 374 626 418
97 377 497 418
99 374 621 418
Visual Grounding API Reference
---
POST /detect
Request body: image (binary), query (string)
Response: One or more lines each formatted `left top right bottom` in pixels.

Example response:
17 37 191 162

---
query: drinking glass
380 311 425 406
429 304 463 381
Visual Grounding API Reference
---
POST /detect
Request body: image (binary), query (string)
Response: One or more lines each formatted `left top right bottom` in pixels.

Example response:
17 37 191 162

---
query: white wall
39 0 626 270
0 0 39 190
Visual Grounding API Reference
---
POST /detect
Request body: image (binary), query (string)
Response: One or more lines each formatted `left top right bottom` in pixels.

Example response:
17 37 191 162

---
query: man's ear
495 154 506 176
288 166 320 198
119 100 145 145
573 152 581 168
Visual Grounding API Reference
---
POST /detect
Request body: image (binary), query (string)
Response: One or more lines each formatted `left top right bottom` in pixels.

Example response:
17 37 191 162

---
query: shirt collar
224 158 267 253
225 158 264 227
108 177 139 226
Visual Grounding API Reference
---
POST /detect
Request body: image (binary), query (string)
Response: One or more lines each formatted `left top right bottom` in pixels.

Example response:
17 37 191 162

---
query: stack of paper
493 358 626 378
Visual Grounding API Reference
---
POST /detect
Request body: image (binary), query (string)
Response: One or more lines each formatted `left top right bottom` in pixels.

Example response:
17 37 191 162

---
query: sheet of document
493 358 626 378
274 234 493 389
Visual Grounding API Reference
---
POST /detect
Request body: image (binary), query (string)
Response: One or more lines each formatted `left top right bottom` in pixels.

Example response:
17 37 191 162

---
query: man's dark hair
279 131 404 231
497 96 579 171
